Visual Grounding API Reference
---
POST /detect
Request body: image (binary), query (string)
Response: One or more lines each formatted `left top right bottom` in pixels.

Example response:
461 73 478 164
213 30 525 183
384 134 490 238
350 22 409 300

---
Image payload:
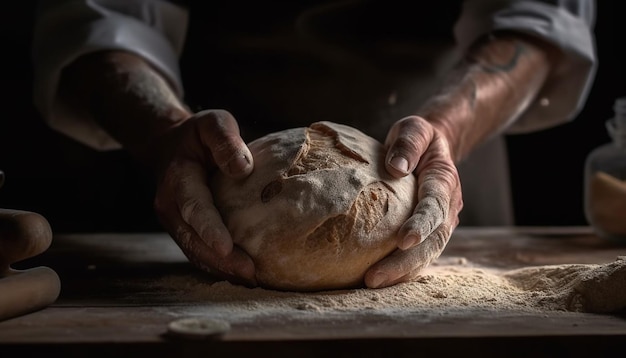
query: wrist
416 95 472 163
61 50 192 165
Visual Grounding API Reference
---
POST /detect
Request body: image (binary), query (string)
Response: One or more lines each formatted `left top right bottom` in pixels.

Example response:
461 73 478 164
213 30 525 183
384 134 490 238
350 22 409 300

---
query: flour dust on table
147 255 626 317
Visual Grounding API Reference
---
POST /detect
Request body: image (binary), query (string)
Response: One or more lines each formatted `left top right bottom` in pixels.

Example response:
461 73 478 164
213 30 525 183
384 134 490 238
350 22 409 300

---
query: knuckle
180 198 203 222
391 123 432 154
174 226 195 254
397 115 425 129
392 135 420 154
420 165 460 194
213 134 242 154
427 225 452 251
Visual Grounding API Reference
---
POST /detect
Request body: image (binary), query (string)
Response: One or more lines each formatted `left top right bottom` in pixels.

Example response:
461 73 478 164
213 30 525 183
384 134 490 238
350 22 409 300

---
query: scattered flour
146 256 626 319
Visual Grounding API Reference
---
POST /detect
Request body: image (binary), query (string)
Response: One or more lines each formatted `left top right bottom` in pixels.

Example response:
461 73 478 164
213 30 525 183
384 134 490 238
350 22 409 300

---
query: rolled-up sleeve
32 0 189 150
454 0 597 133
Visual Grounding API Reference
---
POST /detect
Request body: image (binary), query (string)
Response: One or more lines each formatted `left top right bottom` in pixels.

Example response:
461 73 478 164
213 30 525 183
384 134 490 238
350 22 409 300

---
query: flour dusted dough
211 121 418 291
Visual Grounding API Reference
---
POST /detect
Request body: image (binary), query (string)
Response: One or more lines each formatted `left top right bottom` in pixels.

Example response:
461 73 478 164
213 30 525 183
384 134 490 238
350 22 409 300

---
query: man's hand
60 51 258 285
364 32 555 288
152 110 257 286
365 116 462 288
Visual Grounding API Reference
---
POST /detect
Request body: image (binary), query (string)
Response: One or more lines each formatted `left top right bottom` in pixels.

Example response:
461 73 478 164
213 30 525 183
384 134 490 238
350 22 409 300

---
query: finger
364 223 454 288
0 209 53 265
157 159 233 257
384 116 434 177
195 109 254 178
167 211 256 286
398 180 448 250
154 161 256 285
398 132 459 250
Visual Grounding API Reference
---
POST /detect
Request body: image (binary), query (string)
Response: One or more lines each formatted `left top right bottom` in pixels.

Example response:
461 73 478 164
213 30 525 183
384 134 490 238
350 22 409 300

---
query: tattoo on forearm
418 34 551 162
473 42 527 74
462 40 530 110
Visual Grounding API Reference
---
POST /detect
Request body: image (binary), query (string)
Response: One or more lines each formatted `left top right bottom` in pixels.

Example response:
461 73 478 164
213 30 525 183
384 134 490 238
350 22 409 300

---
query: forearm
59 50 191 165
418 31 558 162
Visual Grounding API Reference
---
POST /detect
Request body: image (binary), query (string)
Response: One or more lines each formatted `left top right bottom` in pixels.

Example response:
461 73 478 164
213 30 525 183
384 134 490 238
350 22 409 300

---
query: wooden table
1 227 626 357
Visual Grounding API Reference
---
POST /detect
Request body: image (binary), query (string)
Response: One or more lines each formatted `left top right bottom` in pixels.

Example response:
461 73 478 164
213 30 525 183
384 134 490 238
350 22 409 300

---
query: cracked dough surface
211 121 418 291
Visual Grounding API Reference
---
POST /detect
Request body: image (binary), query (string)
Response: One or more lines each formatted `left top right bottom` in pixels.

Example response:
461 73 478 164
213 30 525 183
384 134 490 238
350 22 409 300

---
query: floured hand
153 110 257 286
365 116 463 288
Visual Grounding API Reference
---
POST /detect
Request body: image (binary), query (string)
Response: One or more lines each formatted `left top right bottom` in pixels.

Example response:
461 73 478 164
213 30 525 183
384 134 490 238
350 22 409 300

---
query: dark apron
179 1 461 139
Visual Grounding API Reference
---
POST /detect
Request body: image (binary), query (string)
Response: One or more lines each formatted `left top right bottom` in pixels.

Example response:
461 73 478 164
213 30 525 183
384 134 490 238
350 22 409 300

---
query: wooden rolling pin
0 172 61 321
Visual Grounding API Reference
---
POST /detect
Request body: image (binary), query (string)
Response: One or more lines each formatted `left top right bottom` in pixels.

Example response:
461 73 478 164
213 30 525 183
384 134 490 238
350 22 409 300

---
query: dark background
0 1 624 232
507 1 626 226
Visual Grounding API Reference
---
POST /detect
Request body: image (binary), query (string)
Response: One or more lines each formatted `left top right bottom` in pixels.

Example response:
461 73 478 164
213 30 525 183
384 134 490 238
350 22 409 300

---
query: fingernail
370 273 389 288
399 234 421 250
389 155 409 174
228 153 251 175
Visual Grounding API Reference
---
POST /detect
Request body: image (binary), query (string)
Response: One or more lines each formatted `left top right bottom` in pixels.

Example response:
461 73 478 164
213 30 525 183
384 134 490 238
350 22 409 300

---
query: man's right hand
61 51 258 285
152 109 257 286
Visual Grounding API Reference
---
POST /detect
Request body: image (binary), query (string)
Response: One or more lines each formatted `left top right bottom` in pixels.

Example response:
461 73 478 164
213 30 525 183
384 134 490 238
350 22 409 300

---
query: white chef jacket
31 0 597 226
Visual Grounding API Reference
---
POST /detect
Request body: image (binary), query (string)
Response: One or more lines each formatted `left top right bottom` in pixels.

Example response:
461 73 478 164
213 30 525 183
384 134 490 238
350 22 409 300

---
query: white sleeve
454 0 597 134
32 0 189 150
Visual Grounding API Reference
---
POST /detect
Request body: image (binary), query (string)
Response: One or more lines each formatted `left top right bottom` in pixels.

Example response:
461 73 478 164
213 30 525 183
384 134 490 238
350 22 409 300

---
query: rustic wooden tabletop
1 227 626 357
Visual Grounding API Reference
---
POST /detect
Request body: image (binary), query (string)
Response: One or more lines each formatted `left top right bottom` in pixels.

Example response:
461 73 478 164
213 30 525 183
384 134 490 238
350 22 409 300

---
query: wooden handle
0 206 60 321
0 266 61 321
0 209 53 273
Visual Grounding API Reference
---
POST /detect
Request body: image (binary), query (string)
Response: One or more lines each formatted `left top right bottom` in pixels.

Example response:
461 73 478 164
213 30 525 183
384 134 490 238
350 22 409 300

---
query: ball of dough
210 121 418 291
